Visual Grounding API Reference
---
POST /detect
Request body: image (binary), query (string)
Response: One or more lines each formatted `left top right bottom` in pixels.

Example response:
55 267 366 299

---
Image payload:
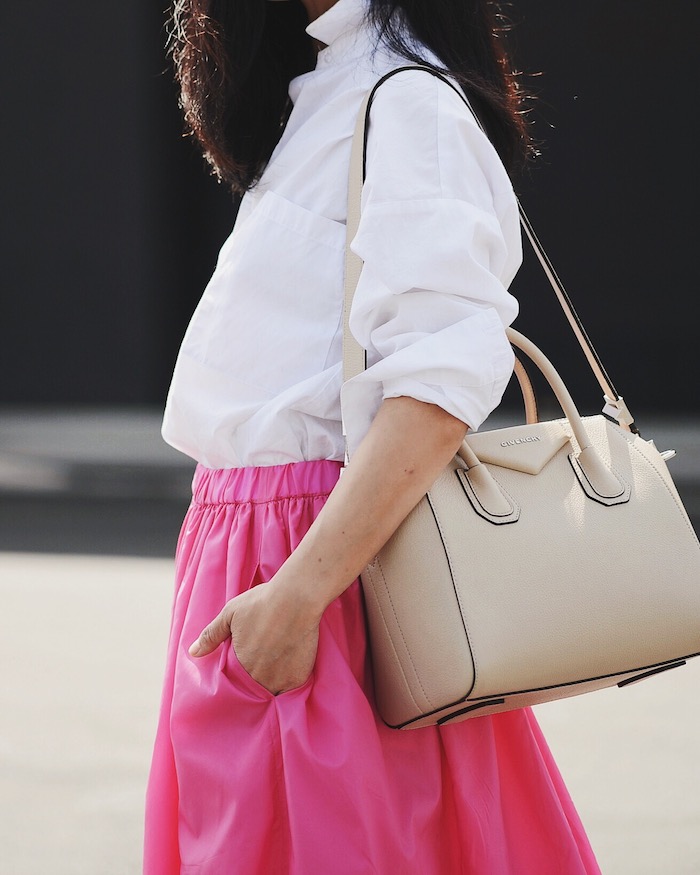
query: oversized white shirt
161 0 521 468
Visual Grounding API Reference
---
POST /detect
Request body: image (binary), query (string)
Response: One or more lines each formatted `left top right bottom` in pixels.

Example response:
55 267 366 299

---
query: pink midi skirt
144 460 601 875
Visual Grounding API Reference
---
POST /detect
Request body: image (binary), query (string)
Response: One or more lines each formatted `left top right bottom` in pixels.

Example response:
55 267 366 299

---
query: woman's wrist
272 545 350 619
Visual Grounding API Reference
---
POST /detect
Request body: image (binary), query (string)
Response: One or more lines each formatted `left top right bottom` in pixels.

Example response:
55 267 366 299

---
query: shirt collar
305 0 368 49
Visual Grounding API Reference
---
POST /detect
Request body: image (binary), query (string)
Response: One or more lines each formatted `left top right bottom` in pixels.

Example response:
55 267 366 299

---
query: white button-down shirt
161 0 521 468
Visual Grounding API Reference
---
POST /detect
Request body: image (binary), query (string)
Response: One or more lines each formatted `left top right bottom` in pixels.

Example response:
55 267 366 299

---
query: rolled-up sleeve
340 70 522 456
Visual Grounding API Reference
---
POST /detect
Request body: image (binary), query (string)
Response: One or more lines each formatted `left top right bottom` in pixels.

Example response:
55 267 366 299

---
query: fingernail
188 640 201 656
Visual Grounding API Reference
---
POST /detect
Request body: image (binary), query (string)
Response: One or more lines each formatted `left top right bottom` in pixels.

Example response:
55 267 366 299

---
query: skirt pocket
220 640 314 701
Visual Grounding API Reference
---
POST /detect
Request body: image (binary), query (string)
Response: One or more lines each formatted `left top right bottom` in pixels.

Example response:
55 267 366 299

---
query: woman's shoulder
367 44 480 112
369 62 470 112
363 62 515 207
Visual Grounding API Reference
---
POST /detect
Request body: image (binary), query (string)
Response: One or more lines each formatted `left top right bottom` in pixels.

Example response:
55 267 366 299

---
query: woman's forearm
276 396 468 615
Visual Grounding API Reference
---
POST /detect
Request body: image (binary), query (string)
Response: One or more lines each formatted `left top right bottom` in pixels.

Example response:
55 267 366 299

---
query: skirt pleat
144 460 600 875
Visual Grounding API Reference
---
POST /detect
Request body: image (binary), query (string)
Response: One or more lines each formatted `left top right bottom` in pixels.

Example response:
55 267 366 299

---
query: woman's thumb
188 608 232 657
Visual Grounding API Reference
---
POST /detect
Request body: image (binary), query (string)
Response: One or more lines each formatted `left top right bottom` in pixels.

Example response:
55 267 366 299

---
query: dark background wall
1 1 697 421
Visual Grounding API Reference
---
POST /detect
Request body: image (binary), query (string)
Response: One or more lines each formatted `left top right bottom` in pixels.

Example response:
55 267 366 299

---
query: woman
145 0 602 872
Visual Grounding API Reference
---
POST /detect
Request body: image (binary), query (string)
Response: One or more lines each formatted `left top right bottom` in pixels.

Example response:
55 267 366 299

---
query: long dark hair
167 0 532 195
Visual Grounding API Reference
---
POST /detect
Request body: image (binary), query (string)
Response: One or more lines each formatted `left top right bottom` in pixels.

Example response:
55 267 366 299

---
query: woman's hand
188 578 322 695
188 398 467 695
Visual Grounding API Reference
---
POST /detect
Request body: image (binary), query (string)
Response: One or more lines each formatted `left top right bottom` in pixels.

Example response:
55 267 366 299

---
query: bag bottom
390 654 693 729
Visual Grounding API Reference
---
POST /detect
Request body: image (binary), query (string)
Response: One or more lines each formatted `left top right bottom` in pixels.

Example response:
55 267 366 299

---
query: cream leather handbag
342 67 700 730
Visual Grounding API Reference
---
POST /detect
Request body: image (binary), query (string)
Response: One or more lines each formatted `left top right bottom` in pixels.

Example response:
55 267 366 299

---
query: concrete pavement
0 553 174 875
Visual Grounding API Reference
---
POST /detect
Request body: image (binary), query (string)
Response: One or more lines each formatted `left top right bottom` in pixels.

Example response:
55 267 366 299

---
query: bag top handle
342 64 638 435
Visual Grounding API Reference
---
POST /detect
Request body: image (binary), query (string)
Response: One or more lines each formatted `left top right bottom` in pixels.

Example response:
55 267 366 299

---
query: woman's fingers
186 586 321 695
189 605 233 657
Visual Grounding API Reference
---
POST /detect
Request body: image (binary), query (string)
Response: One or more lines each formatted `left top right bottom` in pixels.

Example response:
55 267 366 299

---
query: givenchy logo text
500 436 541 447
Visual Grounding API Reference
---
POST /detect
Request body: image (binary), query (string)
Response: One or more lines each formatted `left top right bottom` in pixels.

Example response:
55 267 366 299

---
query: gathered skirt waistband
190 459 343 506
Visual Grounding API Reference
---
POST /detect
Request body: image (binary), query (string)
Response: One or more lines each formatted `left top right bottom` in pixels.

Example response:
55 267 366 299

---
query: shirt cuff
340 308 514 457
